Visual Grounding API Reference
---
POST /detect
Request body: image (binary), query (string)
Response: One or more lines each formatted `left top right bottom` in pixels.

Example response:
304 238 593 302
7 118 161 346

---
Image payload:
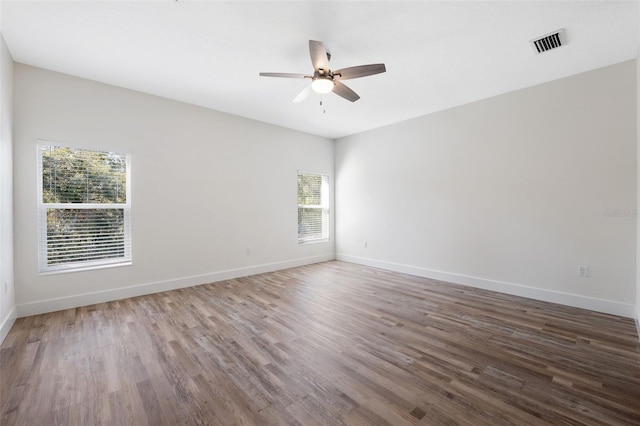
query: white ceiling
1 1 638 139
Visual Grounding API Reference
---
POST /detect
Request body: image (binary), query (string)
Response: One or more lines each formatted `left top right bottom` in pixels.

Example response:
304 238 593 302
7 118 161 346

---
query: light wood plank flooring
1 261 639 425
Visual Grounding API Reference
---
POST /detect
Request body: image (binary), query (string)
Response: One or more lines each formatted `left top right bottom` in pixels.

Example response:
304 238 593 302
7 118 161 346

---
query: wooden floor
1 261 639 425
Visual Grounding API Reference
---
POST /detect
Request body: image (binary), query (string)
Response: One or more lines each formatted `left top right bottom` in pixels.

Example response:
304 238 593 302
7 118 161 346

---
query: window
37 144 131 273
297 172 329 244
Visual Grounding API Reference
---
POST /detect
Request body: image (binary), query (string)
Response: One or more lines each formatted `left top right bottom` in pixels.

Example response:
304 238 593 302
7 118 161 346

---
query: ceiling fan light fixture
259 40 386 102
311 77 334 94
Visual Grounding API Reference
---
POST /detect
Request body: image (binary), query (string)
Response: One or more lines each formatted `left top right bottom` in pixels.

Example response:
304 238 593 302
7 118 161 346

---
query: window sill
39 261 132 276
298 238 329 246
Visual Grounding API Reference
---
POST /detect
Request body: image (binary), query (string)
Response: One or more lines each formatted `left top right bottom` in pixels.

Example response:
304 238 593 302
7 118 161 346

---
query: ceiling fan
259 40 386 103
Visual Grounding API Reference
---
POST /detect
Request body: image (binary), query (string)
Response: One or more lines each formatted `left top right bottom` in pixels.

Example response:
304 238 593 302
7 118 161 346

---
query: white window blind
298 173 329 244
37 144 132 273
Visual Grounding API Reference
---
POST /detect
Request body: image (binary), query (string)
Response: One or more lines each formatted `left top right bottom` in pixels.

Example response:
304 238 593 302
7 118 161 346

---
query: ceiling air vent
530 29 566 54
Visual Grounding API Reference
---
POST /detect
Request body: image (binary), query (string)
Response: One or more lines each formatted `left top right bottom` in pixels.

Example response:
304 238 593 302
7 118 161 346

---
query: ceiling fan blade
259 72 309 78
333 64 386 80
293 85 312 103
309 40 329 72
333 81 360 102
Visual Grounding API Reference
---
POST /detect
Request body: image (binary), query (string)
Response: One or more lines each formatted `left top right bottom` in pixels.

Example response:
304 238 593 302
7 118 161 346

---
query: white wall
0 32 16 342
636 4 640 336
336 60 636 318
13 64 334 316
8 59 638 323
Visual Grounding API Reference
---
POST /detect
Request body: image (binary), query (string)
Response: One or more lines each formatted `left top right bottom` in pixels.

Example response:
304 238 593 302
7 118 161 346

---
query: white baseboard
0 306 17 345
337 254 636 318
17 254 335 318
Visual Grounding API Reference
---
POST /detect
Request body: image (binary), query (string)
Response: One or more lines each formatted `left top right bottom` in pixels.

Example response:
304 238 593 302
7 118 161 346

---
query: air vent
530 29 566 54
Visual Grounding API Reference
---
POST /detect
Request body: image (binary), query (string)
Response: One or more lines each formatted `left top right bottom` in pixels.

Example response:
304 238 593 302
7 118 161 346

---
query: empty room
1 1 639 425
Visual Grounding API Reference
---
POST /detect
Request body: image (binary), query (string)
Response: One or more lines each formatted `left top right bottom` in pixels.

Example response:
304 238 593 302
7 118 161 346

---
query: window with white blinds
297 173 329 244
37 144 132 273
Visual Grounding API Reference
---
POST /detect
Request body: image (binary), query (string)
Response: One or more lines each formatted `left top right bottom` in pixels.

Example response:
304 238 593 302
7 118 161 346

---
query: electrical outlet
578 265 589 277
245 247 251 255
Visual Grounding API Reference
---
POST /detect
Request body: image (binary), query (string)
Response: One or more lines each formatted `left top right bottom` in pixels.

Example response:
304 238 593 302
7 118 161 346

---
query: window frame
37 142 132 274
297 172 329 245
